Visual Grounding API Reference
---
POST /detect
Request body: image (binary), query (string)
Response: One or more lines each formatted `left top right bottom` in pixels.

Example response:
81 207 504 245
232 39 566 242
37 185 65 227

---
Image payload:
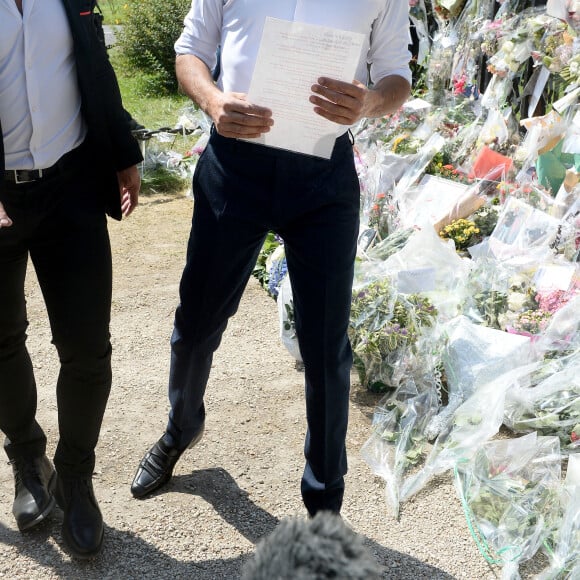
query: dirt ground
0 189 546 579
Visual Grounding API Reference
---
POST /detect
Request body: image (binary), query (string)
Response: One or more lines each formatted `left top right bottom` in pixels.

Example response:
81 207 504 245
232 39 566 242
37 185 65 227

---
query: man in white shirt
0 0 141 559
132 0 411 517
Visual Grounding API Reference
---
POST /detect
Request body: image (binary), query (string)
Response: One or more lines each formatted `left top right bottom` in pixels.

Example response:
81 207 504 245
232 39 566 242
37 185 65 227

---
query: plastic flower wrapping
396 367 517 509
454 433 562 580
504 354 580 454
503 297 580 453
360 377 441 517
536 454 580 579
277 274 302 364
349 271 439 393
361 316 535 517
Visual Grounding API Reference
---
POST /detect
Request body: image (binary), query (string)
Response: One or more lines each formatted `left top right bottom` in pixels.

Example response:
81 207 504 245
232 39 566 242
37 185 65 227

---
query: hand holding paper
245 17 365 158
310 77 367 125
209 92 273 139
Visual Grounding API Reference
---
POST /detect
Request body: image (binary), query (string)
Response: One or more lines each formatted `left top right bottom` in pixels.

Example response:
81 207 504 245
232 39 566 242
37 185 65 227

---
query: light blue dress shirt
0 0 86 170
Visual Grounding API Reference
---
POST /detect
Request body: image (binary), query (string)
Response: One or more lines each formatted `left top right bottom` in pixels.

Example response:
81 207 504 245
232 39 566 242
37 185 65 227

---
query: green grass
110 48 190 130
98 0 128 25
108 48 197 193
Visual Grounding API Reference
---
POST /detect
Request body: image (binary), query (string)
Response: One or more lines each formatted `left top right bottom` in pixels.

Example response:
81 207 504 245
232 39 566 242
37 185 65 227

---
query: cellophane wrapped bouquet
454 432 563 580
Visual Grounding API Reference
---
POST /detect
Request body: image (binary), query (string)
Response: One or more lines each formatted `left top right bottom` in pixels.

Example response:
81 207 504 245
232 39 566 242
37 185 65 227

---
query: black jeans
165 131 360 514
0 152 113 478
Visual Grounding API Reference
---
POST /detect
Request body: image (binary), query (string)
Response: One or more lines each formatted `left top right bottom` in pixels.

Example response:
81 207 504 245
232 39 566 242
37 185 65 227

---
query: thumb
0 203 13 228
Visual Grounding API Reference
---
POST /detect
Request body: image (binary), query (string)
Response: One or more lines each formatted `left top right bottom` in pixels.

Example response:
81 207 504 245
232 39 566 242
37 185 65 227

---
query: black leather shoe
131 426 204 499
55 476 104 559
10 455 56 531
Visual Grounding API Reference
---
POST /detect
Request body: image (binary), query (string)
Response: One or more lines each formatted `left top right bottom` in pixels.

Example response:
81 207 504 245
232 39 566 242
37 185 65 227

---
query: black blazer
0 0 143 220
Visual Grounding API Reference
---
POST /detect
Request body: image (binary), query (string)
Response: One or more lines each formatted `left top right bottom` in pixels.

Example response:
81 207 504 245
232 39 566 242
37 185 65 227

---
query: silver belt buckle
14 169 42 184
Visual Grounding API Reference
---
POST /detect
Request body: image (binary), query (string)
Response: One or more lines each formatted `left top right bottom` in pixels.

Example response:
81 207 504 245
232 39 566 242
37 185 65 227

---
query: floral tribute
349 278 438 392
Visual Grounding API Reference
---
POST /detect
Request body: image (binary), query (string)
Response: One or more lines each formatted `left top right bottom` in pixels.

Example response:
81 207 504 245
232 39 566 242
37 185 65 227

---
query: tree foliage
118 0 191 94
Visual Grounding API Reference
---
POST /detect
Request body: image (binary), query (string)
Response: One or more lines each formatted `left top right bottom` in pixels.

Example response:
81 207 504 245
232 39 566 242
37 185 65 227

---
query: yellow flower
391 133 409 153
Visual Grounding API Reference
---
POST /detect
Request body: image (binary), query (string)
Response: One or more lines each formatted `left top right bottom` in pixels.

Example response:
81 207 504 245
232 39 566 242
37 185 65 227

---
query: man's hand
0 201 13 229
310 78 367 125
310 75 411 125
117 165 141 217
175 55 273 140
209 92 273 139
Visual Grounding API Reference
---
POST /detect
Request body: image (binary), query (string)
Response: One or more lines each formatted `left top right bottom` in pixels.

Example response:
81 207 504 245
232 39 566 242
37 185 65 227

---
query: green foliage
252 233 281 291
97 0 127 25
108 47 190 133
349 278 438 392
117 0 191 95
141 167 189 194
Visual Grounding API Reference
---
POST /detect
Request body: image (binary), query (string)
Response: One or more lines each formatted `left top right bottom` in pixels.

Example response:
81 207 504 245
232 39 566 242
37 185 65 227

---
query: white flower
508 291 527 312
502 40 515 54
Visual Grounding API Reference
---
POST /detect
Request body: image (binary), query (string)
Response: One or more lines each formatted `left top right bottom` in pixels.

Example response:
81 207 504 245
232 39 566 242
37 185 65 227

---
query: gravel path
0 191 545 579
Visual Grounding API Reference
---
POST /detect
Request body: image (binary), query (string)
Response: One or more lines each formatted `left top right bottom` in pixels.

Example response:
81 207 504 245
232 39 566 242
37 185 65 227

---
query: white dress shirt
174 0 412 95
0 0 86 170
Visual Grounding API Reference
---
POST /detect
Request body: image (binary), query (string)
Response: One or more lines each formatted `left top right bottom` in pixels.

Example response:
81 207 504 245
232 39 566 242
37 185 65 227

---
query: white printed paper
245 17 365 158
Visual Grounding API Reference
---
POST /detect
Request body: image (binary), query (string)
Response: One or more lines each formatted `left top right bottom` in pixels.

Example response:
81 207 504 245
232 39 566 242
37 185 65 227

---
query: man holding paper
132 0 411 517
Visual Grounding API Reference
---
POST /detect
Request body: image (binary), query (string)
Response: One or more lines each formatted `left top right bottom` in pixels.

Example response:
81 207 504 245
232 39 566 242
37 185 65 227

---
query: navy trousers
165 131 360 514
0 147 113 478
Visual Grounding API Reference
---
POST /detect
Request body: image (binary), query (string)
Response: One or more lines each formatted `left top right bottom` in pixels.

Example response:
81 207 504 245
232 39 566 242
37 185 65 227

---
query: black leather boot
10 455 56 531
55 476 104 559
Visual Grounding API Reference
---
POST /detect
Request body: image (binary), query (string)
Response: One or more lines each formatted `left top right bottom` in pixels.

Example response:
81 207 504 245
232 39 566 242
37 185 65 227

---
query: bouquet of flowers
501 261 580 340
454 432 562 580
529 13 575 75
252 232 282 292
399 369 516 505
277 274 302 364
426 28 458 105
535 295 580 360
423 315 533 442
537 455 580 579
464 260 510 328
266 244 287 299
349 276 438 392
361 379 440 517
504 350 580 454
439 218 482 250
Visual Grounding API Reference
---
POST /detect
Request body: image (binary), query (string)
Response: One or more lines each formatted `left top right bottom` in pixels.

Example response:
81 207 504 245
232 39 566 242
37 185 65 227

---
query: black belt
3 143 85 185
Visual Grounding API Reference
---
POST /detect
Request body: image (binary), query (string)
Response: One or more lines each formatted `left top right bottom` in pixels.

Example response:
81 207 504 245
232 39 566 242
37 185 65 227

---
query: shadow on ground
1 467 455 579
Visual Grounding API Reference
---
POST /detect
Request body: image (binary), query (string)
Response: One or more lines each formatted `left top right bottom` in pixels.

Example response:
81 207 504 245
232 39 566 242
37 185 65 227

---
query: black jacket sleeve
62 0 143 218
